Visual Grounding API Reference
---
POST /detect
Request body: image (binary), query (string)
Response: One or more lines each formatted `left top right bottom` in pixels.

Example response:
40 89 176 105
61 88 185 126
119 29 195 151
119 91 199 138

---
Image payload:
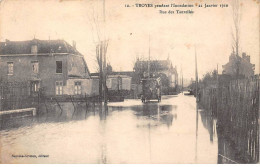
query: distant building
133 57 178 93
222 52 255 78
90 72 132 91
106 75 131 91
0 39 96 97
90 72 133 99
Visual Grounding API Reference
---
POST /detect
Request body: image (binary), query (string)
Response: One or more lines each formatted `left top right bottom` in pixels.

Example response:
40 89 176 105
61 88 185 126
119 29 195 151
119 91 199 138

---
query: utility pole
182 73 183 94
180 66 183 94
195 46 199 161
216 64 219 117
195 47 198 102
148 35 151 78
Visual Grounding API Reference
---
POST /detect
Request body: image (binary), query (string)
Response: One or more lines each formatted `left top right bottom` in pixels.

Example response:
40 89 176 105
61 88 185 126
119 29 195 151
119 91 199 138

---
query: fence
0 82 40 111
199 77 259 163
0 81 102 113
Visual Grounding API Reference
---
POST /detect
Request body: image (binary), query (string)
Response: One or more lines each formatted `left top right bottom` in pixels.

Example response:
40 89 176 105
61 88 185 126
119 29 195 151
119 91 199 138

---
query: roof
141 77 160 81
134 60 171 71
91 71 134 76
90 71 134 79
107 75 131 78
134 59 177 75
0 39 80 55
90 73 99 77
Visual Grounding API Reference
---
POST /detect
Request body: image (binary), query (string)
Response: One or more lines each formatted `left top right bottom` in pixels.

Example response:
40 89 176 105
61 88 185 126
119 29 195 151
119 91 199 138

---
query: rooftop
0 39 80 55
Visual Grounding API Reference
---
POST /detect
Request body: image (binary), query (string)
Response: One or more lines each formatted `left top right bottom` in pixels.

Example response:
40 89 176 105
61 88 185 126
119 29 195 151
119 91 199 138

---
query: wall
38 54 68 96
107 76 131 91
64 78 97 96
122 78 131 90
90 78 99 96
67 55 90 78
0 54 69 96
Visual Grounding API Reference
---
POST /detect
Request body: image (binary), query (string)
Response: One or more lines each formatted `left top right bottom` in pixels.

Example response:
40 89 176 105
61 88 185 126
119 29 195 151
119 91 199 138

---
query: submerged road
0 94 218 163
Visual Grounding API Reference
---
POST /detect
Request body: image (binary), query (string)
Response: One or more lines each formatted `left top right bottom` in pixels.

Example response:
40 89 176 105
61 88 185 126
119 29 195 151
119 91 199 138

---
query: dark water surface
0 94 219 163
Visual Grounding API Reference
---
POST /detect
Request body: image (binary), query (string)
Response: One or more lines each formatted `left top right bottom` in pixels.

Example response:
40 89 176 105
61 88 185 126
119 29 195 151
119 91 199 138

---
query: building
90 72 132 91
90 72 133 100
0 39 96 97
133 57 178 94
106 75 131 91
222 52 255 78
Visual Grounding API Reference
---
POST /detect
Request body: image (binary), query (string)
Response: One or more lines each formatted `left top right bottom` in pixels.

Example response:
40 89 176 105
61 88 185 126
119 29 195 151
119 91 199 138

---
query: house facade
90 73 132 91
106 74 132 91
0 39 95 97
222 52 255 78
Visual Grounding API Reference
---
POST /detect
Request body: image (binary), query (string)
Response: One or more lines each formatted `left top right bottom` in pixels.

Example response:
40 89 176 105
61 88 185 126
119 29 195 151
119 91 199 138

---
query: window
56 61 62 73
117 77 122 90
31 61 39 73
74 81 81 95
31 45 38 54
106 78 112 89
56 81 63 95
7 62 13 75
30 81 40 94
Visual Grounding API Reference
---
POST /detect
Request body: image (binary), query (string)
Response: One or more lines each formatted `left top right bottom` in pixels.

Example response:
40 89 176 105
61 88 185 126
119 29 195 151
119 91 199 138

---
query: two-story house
0 39 96 97
222 52 255 78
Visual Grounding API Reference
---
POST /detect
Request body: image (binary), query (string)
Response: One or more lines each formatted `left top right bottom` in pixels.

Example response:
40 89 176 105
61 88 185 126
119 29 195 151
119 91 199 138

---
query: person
197 89 201 102
141 94 144 103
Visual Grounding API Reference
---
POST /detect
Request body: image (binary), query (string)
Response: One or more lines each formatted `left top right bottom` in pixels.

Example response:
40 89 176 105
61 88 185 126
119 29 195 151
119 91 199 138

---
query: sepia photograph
0 0 259 164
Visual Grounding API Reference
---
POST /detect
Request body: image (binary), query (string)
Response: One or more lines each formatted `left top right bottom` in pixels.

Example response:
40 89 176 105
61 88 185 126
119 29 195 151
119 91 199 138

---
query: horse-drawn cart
141 77 161 103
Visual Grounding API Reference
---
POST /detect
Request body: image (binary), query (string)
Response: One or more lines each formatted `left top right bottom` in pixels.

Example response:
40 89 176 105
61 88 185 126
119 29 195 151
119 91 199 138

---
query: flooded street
0 94 218 164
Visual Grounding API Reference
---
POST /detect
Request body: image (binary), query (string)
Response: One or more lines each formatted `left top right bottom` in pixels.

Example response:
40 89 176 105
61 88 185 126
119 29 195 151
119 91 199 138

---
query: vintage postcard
0 0 259 164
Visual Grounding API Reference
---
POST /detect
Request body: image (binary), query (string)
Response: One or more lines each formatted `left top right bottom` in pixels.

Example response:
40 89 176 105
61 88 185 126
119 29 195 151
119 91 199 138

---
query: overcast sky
0 0 259 79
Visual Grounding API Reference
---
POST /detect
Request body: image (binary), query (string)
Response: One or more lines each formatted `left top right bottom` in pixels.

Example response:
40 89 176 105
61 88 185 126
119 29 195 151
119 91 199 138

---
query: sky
0 0 259 79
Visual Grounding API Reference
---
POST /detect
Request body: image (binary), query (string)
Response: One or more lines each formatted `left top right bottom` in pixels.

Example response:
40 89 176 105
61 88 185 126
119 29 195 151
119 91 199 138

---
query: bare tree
231 0 242 77
87 2 109 102
231 0 242 57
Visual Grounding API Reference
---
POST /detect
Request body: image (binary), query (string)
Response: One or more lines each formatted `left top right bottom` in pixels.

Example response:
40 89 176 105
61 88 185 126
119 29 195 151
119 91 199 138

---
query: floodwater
0 94 219 164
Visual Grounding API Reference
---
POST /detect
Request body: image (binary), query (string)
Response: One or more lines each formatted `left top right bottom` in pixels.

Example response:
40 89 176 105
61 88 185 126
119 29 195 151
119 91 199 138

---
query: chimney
242 52 246 58
72 40 76 50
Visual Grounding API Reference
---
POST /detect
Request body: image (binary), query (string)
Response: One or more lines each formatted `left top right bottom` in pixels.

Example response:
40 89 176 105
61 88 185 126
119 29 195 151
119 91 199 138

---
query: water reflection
216 122 253 164
110 103 177 128
0 102 100 131
0 95 219 164
99 103 108 164
200 109 217 143
198 106 255 164
132 104 177 127
0 101 178 131
198 107 238 164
